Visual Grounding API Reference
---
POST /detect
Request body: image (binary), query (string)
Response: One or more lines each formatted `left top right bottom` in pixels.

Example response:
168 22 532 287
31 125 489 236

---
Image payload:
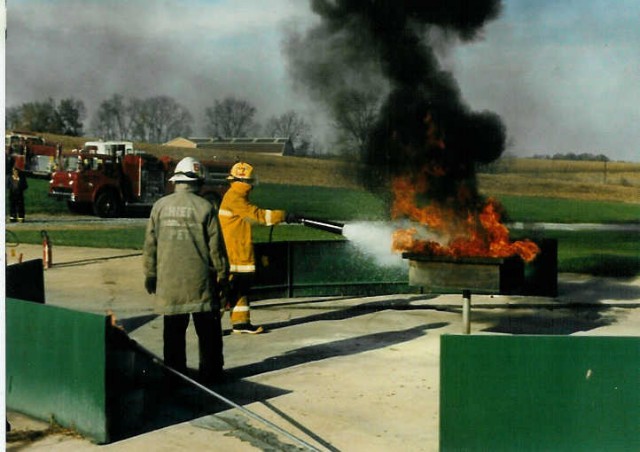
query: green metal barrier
440 335 640 451
5 298 216 444
252 238 556 299
6 259 45 303
6 298 109 442
252 240 416 299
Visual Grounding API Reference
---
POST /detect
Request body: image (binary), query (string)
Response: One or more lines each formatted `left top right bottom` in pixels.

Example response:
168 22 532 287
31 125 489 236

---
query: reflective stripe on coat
218 181 285 273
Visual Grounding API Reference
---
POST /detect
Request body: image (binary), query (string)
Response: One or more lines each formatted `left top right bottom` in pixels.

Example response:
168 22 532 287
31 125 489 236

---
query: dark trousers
228 272 254 308
163 310 223 378
9 193 25 220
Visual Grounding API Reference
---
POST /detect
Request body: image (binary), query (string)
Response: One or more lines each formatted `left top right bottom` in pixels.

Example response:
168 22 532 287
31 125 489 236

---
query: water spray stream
342 221 407 268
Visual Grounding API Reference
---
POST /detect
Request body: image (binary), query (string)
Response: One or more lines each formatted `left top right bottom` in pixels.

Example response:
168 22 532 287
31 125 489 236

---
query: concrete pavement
6 244 640 451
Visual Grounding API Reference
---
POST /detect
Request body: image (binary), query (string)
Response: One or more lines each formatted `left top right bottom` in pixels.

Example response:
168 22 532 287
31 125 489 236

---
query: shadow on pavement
106 302 448 445
120 377 290 441
558 277 640 305
51 252 142 268
228 322 448 381
478 277 640 334
254 295 439 334
107 327 292 444
119 314 159 332
479 305 617 335
107 316 442 447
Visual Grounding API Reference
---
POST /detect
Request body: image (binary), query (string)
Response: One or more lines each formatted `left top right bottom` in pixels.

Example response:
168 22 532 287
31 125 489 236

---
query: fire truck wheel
93 191 122 218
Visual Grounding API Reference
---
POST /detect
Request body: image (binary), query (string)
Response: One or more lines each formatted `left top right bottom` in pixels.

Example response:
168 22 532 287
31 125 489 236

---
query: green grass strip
499 195 640 223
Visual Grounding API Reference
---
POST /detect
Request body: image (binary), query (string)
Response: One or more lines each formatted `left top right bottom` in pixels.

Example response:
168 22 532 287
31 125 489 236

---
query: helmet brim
228 176 254 183
170 174 200 182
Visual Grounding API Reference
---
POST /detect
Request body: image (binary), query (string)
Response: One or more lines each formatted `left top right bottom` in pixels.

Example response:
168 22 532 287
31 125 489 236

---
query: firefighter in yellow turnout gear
218 162 296 334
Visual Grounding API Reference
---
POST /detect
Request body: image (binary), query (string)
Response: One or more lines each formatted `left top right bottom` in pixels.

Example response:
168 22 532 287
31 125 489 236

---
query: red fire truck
49 145 232 217
5 131 61 176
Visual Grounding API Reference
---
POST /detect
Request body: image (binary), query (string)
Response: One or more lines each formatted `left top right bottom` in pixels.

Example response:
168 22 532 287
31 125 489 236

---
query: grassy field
7 178 640 277
7 133 639 276
14 178 640 223
38 132 640 203
498 196 640 224
478 158 640 204
549 230 639 277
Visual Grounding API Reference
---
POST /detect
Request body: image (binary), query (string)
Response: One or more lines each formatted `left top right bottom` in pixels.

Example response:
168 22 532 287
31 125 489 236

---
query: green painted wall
253 241 415 298
6 298 109 443
252 239 555 298
440 335 640 451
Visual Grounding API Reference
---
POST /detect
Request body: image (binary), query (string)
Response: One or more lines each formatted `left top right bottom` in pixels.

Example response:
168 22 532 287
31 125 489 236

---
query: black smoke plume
286 0 505 208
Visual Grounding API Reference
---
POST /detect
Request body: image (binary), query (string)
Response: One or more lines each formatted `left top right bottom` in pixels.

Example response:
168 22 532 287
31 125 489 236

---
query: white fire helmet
169 157 206 182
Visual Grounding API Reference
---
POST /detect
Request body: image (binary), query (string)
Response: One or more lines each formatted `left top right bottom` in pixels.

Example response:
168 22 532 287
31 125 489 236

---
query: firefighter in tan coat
143 157 229 384
218 162 295 334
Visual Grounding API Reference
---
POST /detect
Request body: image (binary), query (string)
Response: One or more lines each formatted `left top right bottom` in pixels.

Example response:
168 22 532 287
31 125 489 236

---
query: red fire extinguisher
41 230 52 269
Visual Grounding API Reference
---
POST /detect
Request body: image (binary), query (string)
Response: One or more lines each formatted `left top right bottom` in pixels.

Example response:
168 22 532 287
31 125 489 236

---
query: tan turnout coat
143 184 228 314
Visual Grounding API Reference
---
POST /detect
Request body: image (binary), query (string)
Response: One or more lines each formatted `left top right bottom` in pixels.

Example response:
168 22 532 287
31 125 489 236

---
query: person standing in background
7 166 28 223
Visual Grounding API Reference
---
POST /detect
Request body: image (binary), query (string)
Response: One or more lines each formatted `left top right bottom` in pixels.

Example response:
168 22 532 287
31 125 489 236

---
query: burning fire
391 171 539 262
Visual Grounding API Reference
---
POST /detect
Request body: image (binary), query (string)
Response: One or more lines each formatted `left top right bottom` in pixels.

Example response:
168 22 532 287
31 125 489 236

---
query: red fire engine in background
49 141 232 217
5 131 62 177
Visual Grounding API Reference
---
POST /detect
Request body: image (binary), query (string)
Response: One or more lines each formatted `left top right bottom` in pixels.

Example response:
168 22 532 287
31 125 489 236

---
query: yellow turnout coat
218 181 286 273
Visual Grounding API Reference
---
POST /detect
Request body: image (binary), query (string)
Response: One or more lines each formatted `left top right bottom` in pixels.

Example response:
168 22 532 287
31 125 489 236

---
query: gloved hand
286 212 300 224
145 276 157 294
217 274 229 290
217 275 231 306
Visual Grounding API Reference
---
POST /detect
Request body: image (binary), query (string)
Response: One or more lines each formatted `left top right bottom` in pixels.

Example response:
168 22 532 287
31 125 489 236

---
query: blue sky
4 0 639 161
450 0 640 161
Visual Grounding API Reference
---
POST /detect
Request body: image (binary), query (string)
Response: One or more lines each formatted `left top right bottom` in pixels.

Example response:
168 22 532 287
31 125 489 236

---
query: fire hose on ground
110 324 323 451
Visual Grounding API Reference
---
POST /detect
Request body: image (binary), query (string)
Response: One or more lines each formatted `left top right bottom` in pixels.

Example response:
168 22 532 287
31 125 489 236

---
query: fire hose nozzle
298 217 345 235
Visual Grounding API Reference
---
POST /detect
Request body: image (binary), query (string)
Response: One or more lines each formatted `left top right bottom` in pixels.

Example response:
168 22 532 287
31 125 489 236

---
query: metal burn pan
402 253 525 295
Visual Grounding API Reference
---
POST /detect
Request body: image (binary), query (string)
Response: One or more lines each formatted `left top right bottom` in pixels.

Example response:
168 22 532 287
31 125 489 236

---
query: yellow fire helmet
228 161 255 183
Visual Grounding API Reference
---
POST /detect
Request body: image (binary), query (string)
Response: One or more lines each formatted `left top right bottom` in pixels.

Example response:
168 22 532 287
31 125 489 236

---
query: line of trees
531 153 610 162
6 88 386 158
6 97 86 137
6 94 324 155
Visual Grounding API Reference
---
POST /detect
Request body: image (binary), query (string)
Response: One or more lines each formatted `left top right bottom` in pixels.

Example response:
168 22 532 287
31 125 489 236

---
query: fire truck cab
81 141 134 156
5 131 61 176
49 146 231 218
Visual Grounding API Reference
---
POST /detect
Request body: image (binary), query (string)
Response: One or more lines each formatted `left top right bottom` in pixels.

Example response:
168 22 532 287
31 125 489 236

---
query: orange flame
391 170 539 262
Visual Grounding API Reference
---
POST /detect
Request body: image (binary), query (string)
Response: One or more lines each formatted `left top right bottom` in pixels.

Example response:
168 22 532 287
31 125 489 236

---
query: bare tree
264 110 313 153
90 94 132 140
151 96 193 144
91 95 192 143
129 96 193 143
204 97 257 137
127 98 148 141
331 89 381 155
